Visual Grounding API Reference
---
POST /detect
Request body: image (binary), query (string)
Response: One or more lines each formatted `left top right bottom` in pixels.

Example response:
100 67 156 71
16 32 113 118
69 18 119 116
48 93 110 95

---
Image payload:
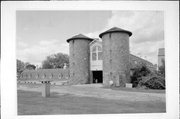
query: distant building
158 48 165 70
20 69 69 81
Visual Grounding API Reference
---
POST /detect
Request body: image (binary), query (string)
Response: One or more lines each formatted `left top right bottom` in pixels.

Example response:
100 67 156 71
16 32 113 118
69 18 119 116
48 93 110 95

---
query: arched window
49 73 53 79
36 74 39 79
92 46 96 52
91 45 102 61
97 46 102 60
42 74 46 79
92 46 97 61
29 74 32 78
58 73 63 79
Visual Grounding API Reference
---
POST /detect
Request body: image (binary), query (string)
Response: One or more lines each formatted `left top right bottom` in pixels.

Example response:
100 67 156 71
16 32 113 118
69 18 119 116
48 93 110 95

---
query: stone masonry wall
68 39 91 85
102 32 130 87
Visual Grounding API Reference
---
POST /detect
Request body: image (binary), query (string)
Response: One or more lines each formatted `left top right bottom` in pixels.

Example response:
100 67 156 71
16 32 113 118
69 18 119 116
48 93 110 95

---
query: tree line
17 53 69 78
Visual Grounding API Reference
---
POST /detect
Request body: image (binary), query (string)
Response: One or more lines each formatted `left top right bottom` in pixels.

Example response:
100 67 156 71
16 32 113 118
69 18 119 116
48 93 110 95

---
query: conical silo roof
67 34 94 43
99 27 132 38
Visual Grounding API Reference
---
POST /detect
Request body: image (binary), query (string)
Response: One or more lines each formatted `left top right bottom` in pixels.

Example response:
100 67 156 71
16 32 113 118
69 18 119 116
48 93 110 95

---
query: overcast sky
16 10 164 66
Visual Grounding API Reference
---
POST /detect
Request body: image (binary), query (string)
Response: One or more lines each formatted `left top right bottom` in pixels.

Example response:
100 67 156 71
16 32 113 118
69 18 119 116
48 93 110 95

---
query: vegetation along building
20 27 156 87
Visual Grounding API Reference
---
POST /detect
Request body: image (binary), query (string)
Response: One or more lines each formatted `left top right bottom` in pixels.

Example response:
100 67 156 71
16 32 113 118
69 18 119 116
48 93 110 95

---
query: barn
20 27 156 87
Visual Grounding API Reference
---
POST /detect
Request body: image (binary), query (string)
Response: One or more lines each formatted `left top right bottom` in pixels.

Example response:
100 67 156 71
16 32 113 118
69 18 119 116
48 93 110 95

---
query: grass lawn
18 90 166 115
108 86 166 94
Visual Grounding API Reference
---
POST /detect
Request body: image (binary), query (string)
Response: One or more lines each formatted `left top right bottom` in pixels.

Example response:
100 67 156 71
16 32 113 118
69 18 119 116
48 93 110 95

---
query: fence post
41 81 50 97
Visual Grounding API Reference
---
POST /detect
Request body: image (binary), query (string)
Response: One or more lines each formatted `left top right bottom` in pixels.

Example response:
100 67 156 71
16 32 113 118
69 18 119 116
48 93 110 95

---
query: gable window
92 52 97 60
91 45 102 61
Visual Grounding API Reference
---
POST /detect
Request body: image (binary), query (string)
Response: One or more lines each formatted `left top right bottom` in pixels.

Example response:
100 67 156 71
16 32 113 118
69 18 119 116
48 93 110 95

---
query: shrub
130 63 151 87
131 63 165 89
138 73 165 89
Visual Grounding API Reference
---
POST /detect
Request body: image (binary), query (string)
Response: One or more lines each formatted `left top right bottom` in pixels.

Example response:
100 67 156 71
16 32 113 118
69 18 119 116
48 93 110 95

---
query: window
49 74 53 79
92 52 97 60
92 46 96 52
91 45 102 61
98 46 102 52
42 74 46 79
58 73 62 79
97 46 102 60
92 46 97 61
36 74 39 79
29 74 32 78
98 52 102 60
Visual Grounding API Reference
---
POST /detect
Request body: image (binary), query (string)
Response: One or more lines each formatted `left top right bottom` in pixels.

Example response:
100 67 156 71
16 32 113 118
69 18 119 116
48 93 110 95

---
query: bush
138 73 165 89
130 63 151 87
131 63 165 89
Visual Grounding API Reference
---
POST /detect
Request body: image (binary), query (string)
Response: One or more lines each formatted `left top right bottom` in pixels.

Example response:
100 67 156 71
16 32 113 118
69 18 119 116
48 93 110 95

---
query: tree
131 62 165 89
26 64 36 70
42 53 69 69
17 59 37 79
17 59 25 79
42 60 54 69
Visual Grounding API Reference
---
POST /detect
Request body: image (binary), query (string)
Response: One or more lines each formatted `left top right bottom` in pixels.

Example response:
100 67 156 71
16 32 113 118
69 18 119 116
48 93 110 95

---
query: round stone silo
67 34 93 85
99 27 132 87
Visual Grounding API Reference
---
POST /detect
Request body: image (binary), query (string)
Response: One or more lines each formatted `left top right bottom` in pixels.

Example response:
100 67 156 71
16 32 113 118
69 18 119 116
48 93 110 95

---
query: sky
16 10 164 66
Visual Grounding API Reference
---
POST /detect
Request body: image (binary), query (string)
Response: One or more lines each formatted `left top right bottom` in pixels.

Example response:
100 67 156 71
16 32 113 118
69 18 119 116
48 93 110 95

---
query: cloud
17 11 164 65
85 11 164 64
85 27 108 39
17 39 69 66
17 41 28 48
130 40 164 64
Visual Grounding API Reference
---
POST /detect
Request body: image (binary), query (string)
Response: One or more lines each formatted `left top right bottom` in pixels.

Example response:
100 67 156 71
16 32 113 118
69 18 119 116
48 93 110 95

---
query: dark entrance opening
92 71 103 83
